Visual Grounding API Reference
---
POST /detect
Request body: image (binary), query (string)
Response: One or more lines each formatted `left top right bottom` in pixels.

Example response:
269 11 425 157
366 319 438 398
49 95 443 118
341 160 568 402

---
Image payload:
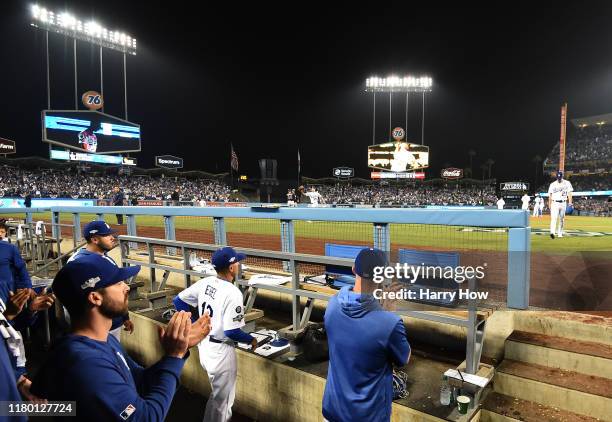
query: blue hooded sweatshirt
322 286 410 422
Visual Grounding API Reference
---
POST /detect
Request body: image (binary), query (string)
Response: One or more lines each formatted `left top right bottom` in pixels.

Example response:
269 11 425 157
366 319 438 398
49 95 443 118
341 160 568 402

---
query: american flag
231 144 239 172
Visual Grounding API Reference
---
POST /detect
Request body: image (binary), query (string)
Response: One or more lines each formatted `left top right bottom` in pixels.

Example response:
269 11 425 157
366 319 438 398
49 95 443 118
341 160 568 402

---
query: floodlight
365 75 433 92
31 4 137 55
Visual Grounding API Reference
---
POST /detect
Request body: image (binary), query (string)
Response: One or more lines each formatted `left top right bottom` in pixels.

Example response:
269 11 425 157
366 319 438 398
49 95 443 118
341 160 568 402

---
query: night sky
2 0 612 183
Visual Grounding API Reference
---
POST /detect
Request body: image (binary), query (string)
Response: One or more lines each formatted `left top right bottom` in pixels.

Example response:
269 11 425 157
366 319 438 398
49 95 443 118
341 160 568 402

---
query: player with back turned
173 246 257 422
548 170 573 239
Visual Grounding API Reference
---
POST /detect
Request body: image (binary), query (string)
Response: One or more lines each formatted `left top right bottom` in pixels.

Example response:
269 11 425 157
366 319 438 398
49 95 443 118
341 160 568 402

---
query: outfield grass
2 211 610 253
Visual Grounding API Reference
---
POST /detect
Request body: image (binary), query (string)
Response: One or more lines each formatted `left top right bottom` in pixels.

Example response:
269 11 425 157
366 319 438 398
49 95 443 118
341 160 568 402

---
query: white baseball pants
200 342 237 422
550 201 566 236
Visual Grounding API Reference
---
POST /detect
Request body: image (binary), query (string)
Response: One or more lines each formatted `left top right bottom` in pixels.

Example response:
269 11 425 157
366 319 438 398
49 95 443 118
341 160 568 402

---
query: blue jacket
322 287 410 422
0 242 31 304
0 338 26 422
31 334 187 421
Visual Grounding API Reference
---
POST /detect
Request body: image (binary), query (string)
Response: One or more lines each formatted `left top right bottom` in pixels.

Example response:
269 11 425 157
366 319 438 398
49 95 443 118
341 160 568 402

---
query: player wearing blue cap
548 171 573 239
173 246 257 422
322 248 411 422
67 220 133 339
31 254 211 421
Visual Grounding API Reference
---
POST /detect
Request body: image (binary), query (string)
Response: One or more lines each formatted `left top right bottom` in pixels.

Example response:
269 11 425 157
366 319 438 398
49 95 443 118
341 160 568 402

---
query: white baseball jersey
535 197 543 208
305 191 322 205
548 180 573 201
496 198 505 209
390 146 417 172
177 275 245 343
521 194 531 209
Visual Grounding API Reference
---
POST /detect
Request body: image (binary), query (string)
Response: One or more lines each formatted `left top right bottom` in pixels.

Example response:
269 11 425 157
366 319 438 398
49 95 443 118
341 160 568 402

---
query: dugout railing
0 205 530 373
0 205 531 310
118 235 488 376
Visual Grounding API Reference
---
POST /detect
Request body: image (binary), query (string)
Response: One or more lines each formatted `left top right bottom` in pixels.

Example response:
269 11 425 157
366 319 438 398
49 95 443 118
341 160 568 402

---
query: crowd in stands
544 124 612 167
312 184 499 206
573 196 611 217
565 174 611 192
0 166 231 202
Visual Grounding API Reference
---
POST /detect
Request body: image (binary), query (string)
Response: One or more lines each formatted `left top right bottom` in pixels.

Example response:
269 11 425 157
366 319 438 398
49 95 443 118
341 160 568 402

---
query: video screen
50 149 137 166
368 142 429 172
43 110 141 154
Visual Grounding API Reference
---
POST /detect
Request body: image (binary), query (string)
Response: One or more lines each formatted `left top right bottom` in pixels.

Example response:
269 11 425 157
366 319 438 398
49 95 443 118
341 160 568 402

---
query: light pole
365 75 432 144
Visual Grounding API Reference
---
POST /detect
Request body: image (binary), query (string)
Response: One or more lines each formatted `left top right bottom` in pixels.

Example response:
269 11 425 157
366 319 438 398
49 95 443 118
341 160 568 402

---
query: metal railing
119 235 487 374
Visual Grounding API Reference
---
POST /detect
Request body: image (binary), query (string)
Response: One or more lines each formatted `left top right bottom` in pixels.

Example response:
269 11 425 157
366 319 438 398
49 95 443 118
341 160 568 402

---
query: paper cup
457 395 470 414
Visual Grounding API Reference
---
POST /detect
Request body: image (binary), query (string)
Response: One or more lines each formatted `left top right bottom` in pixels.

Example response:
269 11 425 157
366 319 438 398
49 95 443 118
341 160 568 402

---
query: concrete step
514 311 612 345
494 360 612 421
480 392 602 422
505 330 612 378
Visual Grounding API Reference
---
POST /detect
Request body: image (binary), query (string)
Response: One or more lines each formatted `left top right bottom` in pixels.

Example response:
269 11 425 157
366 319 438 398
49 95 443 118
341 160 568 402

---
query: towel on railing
247 274 291 287
35 221 45 236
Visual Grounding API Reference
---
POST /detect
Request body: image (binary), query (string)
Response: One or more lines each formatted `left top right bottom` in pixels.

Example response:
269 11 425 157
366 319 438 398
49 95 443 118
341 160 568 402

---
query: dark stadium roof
571 113 612 128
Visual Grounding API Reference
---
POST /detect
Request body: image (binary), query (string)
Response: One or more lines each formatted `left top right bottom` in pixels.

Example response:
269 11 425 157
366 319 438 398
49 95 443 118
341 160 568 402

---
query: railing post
25 211 33 224
126 215 137 250
373 223 390 254
72 213 81 245
96 213 105 222
213 217 227 246
164 215 176 256
53 212 62 268
280 220 295 272
507 227 531 309
51 211 60 239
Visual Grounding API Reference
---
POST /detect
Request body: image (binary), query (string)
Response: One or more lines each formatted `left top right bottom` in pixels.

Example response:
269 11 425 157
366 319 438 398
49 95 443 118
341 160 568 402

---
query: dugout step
494 359 612 420
505 330 612 378
514 311 612 346
480 392 601 422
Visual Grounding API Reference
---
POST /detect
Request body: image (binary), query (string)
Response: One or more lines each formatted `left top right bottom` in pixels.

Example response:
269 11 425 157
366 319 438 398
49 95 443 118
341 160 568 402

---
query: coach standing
322 248 410 422
112 186 125 225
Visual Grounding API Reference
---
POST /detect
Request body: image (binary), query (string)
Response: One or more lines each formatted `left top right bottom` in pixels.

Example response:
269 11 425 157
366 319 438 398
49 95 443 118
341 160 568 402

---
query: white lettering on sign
441 168 463 178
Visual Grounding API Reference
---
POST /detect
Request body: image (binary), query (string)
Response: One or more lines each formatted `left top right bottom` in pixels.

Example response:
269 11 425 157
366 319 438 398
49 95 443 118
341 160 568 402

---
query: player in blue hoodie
322 248 411 422
30 254 211 421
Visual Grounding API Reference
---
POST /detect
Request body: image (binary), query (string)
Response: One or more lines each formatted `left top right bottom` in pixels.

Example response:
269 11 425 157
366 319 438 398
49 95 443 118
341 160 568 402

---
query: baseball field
2 210 610 309
8 211 612 253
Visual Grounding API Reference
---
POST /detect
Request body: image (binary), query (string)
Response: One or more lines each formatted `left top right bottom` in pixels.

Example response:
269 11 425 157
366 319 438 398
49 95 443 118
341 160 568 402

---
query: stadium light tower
365 75 433 145
30 4 136 118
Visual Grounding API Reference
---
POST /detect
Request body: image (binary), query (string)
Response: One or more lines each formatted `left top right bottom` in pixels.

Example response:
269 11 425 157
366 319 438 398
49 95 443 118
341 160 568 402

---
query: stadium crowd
565 174 611 192
312 184 499 206
0 166 231 202
544 125 612 167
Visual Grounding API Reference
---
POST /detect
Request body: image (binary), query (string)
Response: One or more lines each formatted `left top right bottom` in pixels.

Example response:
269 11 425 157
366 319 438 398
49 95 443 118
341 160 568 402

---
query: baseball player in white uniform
533 195 543 217
496 197 505 210
548 171 573 239
305 187 323 206
390 142 417 172
521 193 531 211
173 247 258 422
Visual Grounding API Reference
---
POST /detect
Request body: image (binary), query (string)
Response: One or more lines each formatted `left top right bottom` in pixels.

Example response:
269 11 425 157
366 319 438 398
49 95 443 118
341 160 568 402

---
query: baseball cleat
550 233 555 239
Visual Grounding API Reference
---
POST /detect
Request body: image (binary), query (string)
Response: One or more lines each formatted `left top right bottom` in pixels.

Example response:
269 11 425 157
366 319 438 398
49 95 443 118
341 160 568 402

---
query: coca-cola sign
441 167 463 179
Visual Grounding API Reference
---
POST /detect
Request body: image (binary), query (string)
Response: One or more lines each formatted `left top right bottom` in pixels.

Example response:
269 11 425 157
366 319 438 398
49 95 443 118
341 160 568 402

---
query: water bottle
440 375 451 406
